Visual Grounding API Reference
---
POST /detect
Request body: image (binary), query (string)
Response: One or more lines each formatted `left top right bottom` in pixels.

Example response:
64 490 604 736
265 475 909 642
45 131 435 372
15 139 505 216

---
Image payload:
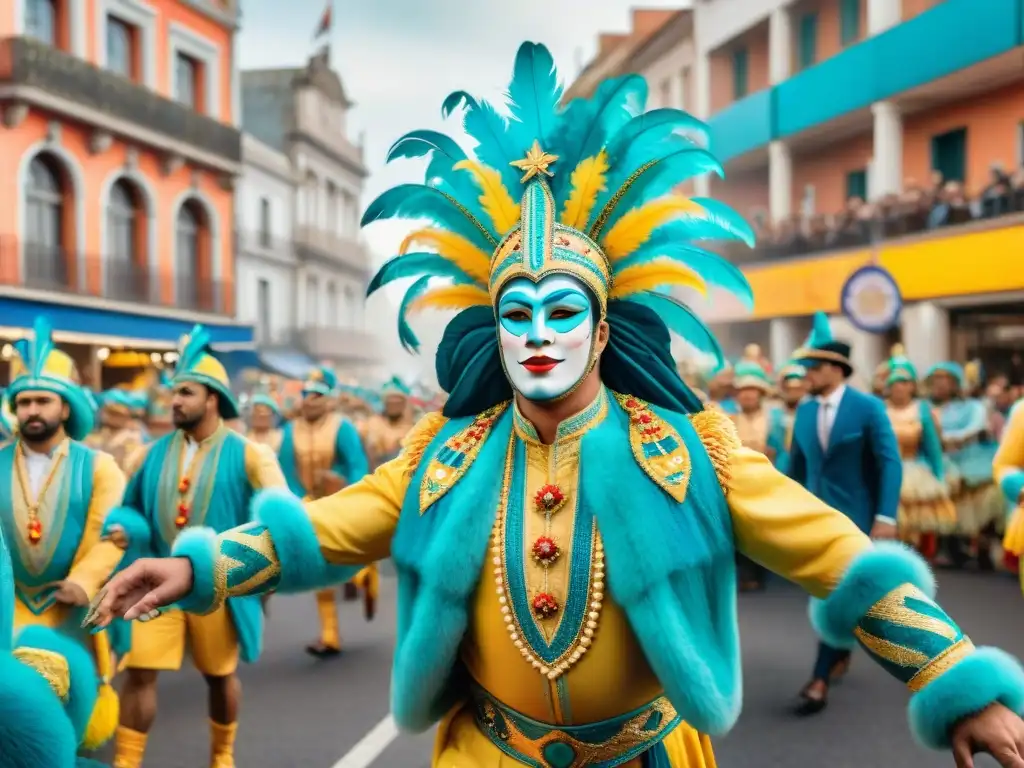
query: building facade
689 0 1024 378
0 0 253 385
240 51 381 379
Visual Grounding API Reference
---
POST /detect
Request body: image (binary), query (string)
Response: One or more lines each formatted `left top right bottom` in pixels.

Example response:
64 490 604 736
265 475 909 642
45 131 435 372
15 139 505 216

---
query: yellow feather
408 283 491 313
610 260 707 299
601 196 706 261
560 151 609 230
399 228 490 283
453 160 521 235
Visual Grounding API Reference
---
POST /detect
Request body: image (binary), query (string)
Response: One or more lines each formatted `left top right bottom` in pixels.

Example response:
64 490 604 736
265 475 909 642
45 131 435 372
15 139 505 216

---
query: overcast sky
237 0 688 380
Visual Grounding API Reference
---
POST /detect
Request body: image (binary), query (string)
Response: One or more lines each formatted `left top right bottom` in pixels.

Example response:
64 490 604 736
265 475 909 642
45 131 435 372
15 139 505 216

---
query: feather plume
610 260 707 299
605 108 709 165
177 324 211 374
397 277 434 353
625 292 724 366
452 160 521 235
560 151 609 230
385 129 477 200
463 101 524 194
398 228 490 284
366 253 480 297
688 197 756 247
441 90 478 118
362 183 497 249
808 312 834 347
408 283 491 313
601 196 705 260
506 42 563 153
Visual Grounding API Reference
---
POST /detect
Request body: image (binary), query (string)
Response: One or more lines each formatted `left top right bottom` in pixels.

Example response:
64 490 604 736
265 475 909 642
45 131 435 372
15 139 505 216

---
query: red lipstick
521 356 562 374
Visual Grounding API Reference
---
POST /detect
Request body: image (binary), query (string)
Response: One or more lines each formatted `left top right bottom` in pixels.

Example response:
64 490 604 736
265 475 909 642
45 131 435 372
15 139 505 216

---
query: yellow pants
126 606 239 676
433 704 717 767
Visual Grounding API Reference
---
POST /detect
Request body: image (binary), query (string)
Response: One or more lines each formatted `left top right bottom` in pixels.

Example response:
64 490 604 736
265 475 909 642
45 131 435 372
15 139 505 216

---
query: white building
240 51 381 379
235 133 299 350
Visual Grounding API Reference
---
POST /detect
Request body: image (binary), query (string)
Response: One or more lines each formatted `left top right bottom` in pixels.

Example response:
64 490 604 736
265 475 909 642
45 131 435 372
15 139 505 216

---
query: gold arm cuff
907 637 976 693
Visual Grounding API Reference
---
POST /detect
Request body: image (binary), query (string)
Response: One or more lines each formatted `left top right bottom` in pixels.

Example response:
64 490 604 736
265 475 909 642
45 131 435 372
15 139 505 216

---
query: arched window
25 153 67 289
107 179 145 300
25 0 57 46
175 199 210 311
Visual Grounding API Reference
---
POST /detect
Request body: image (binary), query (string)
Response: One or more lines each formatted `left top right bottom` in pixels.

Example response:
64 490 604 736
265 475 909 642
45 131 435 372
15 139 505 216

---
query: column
769 141 793 223
768 6 792 86
870 101 903 198
693 51 711 197
900 301 951 376
829 315 886 390
867 0 902 35
769 317 801 370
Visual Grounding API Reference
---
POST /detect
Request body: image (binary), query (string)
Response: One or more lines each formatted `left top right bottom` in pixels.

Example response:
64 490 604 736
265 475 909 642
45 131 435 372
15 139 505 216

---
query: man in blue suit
787 313 903 715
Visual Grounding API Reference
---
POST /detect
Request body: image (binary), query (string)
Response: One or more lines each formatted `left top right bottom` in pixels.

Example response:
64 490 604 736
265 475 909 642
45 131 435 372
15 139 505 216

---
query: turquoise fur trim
7 377 95 441
172 527 220 614
908 647 1024 749
252 489 360 592
1002 469 1024 507
808 542 935 650
16 625 98 745
101 506 152 560
172 372 239 419
0 652 79 767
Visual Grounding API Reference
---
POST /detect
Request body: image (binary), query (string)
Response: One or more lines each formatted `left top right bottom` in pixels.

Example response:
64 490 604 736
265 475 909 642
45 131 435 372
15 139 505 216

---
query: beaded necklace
14 441 65 546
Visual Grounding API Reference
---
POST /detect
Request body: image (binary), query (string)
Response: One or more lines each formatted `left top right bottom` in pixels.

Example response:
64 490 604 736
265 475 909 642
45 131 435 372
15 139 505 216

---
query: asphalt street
95 567 1023 767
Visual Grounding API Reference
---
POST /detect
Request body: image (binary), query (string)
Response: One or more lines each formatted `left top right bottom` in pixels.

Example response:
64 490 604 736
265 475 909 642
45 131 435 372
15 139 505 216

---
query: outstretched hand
83 557 195 630
952 704 1024 768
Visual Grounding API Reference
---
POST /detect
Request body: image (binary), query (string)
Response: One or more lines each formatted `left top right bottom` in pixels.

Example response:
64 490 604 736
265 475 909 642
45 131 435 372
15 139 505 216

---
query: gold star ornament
510 140 559 183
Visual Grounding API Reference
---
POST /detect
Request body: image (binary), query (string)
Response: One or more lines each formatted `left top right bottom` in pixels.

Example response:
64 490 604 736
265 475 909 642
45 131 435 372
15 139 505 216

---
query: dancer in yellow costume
3 317 127 752
996 399 1024 581
90 44 1024 767
363 377 417 467
104 326 286 768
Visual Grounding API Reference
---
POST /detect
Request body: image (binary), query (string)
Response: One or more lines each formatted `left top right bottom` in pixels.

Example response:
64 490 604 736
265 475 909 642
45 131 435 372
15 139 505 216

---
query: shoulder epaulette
400 411 449 476
689 407 742 492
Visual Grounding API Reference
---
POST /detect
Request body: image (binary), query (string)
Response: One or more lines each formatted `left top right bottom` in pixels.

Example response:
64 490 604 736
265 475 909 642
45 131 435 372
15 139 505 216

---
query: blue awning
216 349 264 379
257 350 318 380
0 295 254 347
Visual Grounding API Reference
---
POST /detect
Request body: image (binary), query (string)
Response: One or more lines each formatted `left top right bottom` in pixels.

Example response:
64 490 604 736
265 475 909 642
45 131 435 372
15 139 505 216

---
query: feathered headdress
171 325 239 419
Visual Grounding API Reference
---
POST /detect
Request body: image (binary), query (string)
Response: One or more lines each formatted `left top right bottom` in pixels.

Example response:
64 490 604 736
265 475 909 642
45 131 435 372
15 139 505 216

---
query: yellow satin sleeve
994 405 1024 495
66 452 128 599
305 454 412 566
244 441 287 490
727 447 871 598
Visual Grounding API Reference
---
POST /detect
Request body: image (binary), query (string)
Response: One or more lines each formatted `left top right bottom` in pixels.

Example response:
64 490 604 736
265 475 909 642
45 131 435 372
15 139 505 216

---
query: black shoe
305 642 342 658
794 683 829 716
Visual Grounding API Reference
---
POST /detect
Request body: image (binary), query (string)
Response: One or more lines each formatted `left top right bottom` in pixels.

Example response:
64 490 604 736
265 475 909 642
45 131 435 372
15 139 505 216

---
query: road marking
330 714 399 768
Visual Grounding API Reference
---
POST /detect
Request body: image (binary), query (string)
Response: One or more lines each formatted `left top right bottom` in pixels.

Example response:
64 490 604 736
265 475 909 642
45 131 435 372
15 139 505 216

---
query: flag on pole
313 1 333 40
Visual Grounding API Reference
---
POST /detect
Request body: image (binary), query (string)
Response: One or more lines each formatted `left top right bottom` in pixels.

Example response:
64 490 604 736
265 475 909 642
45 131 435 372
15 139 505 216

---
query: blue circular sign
840 265 902 333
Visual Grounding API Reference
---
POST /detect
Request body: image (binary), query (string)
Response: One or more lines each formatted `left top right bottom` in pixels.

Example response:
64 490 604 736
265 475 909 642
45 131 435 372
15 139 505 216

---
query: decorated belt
472 686 680 768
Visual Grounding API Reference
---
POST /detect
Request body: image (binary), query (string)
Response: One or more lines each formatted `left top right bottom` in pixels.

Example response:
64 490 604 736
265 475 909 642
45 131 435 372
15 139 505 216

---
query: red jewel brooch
532 592 560 619
27 519 43 544
534 484 566 514
531 536 560 566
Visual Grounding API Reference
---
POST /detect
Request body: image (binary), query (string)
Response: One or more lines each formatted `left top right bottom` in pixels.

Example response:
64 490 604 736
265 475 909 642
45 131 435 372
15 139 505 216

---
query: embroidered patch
400 411 449 478
614 393 690 503
689 408 741 493
213 522 283 607
419 402 509 514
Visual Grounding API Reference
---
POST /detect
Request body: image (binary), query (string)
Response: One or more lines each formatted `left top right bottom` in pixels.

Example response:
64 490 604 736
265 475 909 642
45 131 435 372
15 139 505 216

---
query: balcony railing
234 228 295 257
0 36 241 162
294 225 370 275
0 238 233 315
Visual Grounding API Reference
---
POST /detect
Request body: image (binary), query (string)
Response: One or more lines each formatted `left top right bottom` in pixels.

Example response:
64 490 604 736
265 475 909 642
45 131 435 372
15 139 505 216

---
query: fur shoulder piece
400 411 449 475
12 647 70 699
689 407 742 492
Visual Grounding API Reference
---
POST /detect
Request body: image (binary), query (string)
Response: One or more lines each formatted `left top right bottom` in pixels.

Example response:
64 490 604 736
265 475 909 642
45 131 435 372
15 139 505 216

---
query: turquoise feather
14 315 55 378
614 237 753 309
367 252 481 297
441 90 478 118
505 42 563 154
625 291 724 366
808 311 834 347
361 184 497 250
604 108 709 166
462 101 524 194
689 198 756 248
397 276 436 353
177 324 211 374
385 129 480 212
550 74 647 206
591 147 724 235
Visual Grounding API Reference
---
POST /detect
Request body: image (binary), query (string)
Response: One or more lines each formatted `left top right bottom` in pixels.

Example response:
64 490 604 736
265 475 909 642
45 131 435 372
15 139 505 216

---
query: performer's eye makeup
549 308 580 320
502 309 531 321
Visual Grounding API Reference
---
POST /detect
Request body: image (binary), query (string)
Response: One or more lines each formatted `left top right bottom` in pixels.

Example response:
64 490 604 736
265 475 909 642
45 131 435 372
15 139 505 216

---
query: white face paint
497 275 595 402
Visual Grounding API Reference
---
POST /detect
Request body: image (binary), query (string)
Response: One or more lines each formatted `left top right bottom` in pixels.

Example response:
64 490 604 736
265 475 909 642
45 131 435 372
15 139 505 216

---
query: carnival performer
705 361 737 414
2 317 127 751
767 359 807 475
729 348 775 592
245 387 283 453
88 44 1024 767
787 312 903 714
278 366 372 656
362 376 417 467
995 398 1024 582
926 361 1002 568
885 352 955 561
85 390 146 472
0 519 117 767
103 326 286 768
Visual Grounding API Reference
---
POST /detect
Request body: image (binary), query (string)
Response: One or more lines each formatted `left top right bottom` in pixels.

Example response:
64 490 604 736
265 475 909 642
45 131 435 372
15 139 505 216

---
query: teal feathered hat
302 366 338 397
794 312 853 376
924 361 965 390
249 380 281 418
100 389 136 414
778 362 807 382
381 376 411 399
170 325 239 419
364 42 754 417
885 344 917 386
6 317 95 440
732 345 773 393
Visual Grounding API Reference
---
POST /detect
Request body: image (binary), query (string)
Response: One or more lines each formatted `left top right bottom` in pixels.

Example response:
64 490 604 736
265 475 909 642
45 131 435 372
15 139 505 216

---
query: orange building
0 0 254 386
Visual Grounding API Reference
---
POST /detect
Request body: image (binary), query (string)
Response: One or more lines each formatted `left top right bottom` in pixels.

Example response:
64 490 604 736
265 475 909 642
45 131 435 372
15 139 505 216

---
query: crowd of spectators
726 166 1024 263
